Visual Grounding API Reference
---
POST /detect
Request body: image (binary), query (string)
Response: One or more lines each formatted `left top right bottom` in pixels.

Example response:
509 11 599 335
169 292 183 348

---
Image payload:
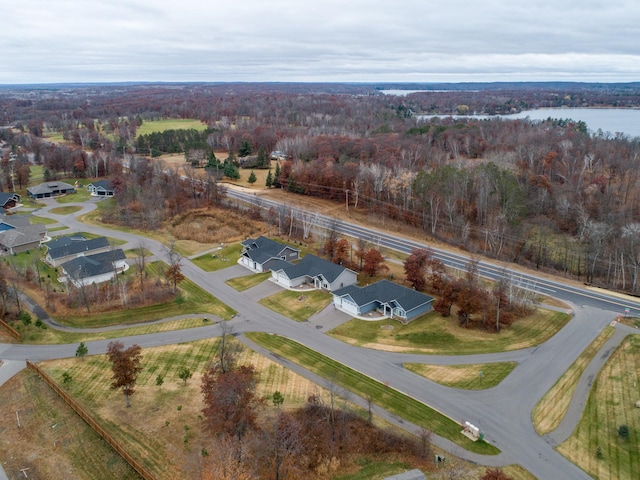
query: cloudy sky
2 0 638 84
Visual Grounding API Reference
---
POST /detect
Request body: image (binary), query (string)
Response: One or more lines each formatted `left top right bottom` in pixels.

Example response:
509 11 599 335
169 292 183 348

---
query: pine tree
248 171 257 184
265 170 273 188
274 162 281 187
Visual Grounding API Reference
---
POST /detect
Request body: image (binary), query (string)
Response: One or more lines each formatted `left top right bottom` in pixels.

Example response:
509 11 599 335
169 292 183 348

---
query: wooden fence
0 318 21 341
26 361 155 480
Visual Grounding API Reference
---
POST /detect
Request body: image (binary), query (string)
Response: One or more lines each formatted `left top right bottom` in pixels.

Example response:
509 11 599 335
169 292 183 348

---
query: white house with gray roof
239 235 300 272
45 235 112 267
332 279 434 322
86 180 115 196
270 254 358 292
61 249 128 287
0 214 46 254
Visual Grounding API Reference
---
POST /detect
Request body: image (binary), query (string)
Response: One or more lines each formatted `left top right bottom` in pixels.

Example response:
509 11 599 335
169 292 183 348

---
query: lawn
404 362 518 390
246 332 500 455
55 187 90 203
136 118 207 137
557 334 640 480
24 214 58 225
259 289 333 321
49 205 83 215
191 243 243 271
329 309 571 355
533 326 615 435
226 272 271 291
33 338 328 480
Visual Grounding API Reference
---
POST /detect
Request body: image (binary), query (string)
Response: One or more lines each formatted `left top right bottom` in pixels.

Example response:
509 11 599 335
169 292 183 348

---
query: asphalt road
1 195 636 479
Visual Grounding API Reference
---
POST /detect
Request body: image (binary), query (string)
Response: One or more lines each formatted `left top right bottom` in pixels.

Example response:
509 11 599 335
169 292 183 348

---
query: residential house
44 235 111 267
86 180 115 196
0 214 46 254
27 181 75 199
332 279 434 322
239 235 300 272
61 249 128 287
270 254 358 292
0 192 20 210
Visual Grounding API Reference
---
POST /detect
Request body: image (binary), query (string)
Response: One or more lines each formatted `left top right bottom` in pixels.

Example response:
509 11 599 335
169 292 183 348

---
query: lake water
418 108 640 139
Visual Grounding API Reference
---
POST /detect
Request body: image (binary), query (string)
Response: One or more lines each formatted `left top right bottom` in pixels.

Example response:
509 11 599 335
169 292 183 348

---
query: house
27 181 75 199
86 180 115 196
0 192 20 210
332 279 434 322
239 235 300 272
44 235 111 267
0 214 46 254
60 249 128 287
270 254 358 292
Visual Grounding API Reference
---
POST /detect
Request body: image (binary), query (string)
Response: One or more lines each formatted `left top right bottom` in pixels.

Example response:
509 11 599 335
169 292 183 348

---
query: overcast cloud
2 0 638 84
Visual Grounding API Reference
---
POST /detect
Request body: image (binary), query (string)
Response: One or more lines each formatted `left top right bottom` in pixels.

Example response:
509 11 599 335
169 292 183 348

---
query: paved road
1 197 637 479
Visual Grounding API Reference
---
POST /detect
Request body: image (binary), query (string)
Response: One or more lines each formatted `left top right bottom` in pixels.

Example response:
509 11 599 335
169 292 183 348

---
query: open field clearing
404 362 518 390
533 326 615 435
259 289 333 322
246 332 500 455
136 118 208 137
329 309 570 355
557 334 640 480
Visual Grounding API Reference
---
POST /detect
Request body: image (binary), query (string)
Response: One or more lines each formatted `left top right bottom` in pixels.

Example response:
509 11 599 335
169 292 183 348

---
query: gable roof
276 254 352 283
47 236 110 260
0 192 20 207
27 181 75 196
45 234 88 251
87 180 114 190
0 213 31 230
242 235 298 265
0 224 46 248
333 280 434 312
62 249 126 279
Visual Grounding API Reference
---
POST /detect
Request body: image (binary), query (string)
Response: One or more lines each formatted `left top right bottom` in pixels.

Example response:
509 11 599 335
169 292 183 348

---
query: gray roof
87 180 114 190
0 224 46 248
47 236 109 260
242 235 298 265
0 213 31 229
276 254 351 283
62 249 126 279
0 192 20 207
333 280 434 312
45 234 88 251
27 181 75 196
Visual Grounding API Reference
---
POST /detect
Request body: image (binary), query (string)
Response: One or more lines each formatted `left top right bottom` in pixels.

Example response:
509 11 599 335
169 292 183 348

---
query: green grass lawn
136 118 207 137
226 272 271 291
246 332 500 456
329 309 570 355
55 188 90 204
191 243 242 271
404 362 518 390
49 205 83 215
259 289 333 321
557 334 640 480
25 214 58 225
533 326 615 435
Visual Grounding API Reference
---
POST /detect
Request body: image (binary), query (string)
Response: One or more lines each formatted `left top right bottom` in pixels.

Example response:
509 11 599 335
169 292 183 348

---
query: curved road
1 195 637 479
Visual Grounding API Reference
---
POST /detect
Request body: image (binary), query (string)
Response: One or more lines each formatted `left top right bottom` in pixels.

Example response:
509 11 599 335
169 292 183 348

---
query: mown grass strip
246 332 500 455
225 272 270 291
404 362 517 390
533 325 615 435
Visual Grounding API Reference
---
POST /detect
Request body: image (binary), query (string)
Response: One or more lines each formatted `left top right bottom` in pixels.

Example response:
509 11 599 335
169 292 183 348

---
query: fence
0 318 21 341
26 361 155 480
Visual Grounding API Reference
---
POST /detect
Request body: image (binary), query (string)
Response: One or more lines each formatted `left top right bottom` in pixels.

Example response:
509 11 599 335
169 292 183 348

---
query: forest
3 82 640 294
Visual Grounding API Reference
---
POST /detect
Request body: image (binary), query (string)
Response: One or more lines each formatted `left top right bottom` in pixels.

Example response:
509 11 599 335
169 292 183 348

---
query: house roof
333 280 434 312
242 235 298 265
0 224 46 248
87 180 114 190
275 254 352 283
0 213 31 230
62 249 126 279
0 192 20 207
47 236 110 260
27 181 75 196
45 234 88 251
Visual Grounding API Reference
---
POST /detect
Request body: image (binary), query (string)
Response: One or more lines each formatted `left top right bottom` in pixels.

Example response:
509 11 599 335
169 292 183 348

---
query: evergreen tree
265 170 273 188
256 147 268 168
273 162 281 188
247 171 257 184
238 140 252 157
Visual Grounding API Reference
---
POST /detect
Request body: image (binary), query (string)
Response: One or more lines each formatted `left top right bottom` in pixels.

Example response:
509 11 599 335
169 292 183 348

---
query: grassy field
55 187 91 204
191 243 242 271
329 309 570 355
259 289 333 321
34 338 331 480
136 118 207 137
246 332 500 455
404 362 518 390
25 214 58 225
49 205 84 215
226 271 271 291
533 326 615 435
557 334 640 480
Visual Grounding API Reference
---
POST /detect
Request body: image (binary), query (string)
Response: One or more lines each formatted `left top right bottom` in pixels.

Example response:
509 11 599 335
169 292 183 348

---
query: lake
418 108 640 139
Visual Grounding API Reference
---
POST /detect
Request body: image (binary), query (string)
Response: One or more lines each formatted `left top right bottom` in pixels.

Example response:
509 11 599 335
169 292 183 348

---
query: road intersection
1 196 638 479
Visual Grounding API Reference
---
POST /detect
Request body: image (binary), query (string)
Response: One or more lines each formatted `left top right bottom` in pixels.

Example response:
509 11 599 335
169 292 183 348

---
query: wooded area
3 82 640 293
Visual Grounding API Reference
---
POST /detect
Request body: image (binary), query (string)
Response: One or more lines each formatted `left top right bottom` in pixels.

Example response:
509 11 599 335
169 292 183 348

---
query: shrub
618 424 630 440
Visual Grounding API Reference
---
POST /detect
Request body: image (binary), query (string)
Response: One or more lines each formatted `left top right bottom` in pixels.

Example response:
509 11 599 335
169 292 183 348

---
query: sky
2 0 639 84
